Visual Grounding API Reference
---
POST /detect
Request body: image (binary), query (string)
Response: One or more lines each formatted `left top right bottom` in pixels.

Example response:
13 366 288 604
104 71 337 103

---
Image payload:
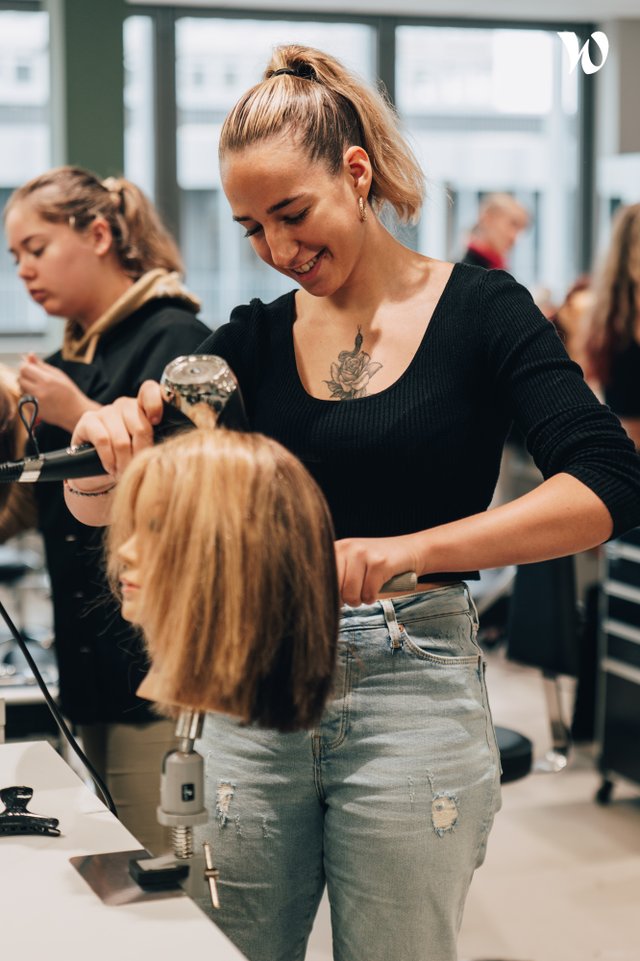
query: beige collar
62 268 201 364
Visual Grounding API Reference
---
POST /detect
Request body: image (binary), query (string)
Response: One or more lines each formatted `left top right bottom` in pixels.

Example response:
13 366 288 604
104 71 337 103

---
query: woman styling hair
66 47 640 961
2 166 209 851
584 202 640 447
106 428 339 732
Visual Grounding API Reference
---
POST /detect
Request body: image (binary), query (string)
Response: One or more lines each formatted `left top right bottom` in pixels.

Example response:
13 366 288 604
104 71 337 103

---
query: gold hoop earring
358 196 367 222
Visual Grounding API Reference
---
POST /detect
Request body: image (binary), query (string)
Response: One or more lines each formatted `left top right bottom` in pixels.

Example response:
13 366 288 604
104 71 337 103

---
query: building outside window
396 26 579 300
0 9 50 337
0 9 587 341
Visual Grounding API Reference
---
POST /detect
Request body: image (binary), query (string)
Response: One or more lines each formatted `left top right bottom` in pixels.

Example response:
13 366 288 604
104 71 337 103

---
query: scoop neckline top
286 261 462 405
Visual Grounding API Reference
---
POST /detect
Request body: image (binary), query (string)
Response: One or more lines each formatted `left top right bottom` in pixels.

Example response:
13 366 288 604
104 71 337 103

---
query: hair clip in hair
102 176 124 212
271 63 317 81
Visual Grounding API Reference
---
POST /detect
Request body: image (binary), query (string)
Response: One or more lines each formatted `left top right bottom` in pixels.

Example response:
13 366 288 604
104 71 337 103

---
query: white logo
557 31 609 74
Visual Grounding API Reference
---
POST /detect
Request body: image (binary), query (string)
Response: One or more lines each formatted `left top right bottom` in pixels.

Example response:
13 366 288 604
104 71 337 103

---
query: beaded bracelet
63 478 116 497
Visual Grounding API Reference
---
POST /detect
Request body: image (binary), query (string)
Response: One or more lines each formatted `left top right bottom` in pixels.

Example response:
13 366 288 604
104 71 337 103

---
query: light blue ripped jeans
194 583 502 961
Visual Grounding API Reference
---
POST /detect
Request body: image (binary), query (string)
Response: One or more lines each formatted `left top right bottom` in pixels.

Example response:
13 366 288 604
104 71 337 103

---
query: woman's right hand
71 380 165 482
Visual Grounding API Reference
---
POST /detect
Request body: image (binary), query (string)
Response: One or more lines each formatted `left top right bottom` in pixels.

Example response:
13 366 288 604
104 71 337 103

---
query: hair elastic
271 63 317 81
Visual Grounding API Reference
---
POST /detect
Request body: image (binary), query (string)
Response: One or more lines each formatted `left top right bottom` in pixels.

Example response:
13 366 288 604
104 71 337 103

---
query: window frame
127 5 596 276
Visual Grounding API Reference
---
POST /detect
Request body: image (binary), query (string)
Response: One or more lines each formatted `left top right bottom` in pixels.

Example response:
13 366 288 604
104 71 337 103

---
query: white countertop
0 740 248 959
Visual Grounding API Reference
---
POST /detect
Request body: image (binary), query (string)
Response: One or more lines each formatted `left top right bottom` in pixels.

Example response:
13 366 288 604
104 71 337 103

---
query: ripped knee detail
431 793 458 836
215 780 236 827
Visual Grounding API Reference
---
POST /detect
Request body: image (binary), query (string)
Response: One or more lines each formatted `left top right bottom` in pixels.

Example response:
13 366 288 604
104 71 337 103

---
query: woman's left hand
18 354 99 432
335 535 421 606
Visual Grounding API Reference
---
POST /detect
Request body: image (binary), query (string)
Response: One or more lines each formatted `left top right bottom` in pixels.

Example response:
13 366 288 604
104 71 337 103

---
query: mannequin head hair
107 428 340 732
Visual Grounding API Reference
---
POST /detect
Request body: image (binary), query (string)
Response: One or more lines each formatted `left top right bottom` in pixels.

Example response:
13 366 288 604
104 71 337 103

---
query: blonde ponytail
220 45 425 224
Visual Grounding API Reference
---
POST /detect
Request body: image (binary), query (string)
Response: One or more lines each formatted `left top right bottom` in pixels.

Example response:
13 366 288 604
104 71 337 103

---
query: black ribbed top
198 264 640 579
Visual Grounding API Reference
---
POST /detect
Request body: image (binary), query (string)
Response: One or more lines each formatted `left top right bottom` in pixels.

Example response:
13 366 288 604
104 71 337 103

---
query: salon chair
495 726 533 783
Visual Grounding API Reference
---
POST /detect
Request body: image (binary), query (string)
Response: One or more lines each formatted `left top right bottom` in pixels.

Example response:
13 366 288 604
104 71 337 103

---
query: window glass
396 26 579 301
0 10 50 335
124 15 155 201
175 18 375 328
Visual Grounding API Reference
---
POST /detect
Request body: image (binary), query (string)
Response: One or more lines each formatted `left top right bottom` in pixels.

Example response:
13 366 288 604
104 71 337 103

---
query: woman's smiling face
221 137 369 298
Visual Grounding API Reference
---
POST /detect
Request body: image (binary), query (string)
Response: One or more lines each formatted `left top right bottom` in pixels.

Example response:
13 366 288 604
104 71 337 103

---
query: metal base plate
70 849 187 905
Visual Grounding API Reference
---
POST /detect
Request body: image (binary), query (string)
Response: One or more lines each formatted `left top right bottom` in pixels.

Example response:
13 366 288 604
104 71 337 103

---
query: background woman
1 166 209 850
106 428 339 733
66 48 640 961
584 202 640 447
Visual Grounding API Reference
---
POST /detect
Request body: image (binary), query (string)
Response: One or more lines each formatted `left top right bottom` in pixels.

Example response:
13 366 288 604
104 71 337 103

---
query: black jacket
34 299 209 724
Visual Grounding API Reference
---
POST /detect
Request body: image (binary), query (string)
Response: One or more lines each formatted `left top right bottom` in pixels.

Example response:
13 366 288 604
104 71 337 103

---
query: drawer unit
596 533 640 802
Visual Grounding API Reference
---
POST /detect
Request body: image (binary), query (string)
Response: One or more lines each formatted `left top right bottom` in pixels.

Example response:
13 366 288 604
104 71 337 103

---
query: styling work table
0 740 248 959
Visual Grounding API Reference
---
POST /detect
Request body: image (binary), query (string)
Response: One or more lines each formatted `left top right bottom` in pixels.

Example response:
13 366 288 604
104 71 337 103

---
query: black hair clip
0 785 60 837
271 63 317 81
18 394 40 458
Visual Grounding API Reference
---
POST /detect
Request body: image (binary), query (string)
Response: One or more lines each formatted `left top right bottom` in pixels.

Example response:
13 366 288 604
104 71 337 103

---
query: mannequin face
5 198 115 327
116 470 163 625
221 138 371 298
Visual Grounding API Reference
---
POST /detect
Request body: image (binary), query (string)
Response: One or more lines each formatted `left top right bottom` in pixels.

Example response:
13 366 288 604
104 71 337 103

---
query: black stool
496 725 533 783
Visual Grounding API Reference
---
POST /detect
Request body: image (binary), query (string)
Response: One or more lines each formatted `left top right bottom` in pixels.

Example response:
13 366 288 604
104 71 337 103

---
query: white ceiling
130 0 640 25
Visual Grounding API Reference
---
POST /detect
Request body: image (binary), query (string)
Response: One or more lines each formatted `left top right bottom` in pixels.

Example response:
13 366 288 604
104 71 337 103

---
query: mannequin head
107 428 340 732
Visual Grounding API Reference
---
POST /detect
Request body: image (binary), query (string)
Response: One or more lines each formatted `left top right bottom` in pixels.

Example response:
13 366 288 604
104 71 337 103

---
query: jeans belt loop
380 598 404 652
463 583 480 631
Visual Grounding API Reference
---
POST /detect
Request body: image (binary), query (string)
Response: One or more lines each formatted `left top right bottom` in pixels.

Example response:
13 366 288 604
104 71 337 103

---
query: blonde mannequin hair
4 165 183 280
220 44 425 224
107 429 340 732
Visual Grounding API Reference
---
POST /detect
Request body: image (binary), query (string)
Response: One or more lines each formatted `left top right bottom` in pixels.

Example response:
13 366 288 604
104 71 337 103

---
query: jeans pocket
401 609 481 664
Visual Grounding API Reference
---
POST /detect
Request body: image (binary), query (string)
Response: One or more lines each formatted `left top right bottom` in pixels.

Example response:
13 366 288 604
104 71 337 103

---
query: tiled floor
306 648 640 961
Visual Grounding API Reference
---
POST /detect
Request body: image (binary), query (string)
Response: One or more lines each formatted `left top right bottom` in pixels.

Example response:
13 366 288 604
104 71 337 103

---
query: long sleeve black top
199 264 640 578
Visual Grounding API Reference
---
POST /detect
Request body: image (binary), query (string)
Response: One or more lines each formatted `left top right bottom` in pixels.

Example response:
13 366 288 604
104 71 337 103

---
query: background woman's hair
585 203 640 385
107 429 340 732
220 44 425 223
4 165 183 279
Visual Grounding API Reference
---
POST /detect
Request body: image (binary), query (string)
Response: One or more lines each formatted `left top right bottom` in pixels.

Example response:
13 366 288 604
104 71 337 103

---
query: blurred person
532 284 558 320
585 203 640 448
549 274 593 375
461 192 529 271
1 166 209 850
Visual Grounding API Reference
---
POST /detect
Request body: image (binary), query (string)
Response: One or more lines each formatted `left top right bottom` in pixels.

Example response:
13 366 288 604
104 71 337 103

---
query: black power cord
2 393 116 814
0 596 117 817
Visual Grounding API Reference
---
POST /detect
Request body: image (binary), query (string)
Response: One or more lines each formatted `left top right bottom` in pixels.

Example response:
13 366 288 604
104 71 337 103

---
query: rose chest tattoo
323 327 383 400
